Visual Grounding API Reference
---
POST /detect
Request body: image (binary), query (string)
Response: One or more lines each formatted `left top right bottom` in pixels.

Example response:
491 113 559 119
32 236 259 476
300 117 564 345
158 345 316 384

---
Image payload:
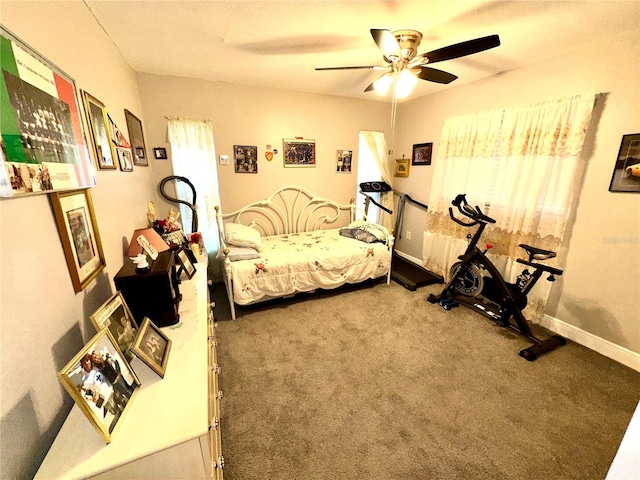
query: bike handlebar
449 194 496 226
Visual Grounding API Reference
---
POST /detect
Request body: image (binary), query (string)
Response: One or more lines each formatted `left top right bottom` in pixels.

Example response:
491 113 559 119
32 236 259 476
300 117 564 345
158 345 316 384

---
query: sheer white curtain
357 130 395 231
424 94 596 320
166 117 221 263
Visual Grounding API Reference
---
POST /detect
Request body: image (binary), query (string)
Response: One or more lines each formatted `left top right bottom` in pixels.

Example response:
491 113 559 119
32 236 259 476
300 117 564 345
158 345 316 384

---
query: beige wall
0 2 156 479
393 28 640 353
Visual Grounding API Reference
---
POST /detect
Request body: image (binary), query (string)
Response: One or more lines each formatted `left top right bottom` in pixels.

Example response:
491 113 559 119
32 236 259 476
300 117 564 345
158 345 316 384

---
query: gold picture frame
50 188 106 293
57 328 140 443
90 292 138 361
394 158 410 177
130 317 172 378
82 91 117 170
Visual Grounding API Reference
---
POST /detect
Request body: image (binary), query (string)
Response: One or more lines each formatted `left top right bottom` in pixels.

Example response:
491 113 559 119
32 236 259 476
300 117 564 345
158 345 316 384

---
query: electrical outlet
406 231 412 240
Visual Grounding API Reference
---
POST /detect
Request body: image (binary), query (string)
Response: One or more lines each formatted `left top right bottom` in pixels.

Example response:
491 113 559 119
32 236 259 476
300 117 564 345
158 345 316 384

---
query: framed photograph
336 150 353 173
90 292 138 360
130 317 172 378
0 26 97 197
283 138 316 167
154 147 167 159
412 142 433 166
50 188 106 293
116 147 134 172
124 109 148 166
233 145 258 173
57 328 140 443
176 247 196 279
82 91 117 170
394 158 410 178
609 133 640 193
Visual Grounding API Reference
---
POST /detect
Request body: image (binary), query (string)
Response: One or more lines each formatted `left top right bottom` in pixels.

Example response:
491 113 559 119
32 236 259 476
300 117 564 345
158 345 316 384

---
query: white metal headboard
215 186 356 237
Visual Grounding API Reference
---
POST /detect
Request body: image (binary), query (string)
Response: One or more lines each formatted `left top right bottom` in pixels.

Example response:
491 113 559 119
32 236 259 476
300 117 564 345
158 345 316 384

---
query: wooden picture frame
283 138 316 167
116 147 134 172
90 292 138 360
124 109 148 166
233 145 258 173
608 133 640 193
57 328 140 443
412 142 433 166
154 147 167 159
176 247 196 279
82 91 117 170
336 150 353 173
130 317 172 378
0 26 97 197
394 158 410 177
50 188 106 293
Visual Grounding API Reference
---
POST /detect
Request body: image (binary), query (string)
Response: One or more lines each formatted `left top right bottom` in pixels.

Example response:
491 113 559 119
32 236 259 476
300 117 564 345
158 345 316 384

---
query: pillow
345 220 388 243
339 228 379 244
216 246 261 262
224 223 263 251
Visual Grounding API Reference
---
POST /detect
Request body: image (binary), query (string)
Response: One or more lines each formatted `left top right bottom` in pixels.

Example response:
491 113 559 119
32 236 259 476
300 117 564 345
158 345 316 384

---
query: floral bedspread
229 228 391 305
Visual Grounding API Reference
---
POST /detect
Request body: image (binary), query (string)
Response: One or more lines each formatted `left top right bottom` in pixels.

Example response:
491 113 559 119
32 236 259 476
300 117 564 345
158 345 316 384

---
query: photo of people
90 292 138 361
131 317 172 378
283 139 316 167
58 329 140 442
336 149 352 173
234 145 258 173
67 206 96 268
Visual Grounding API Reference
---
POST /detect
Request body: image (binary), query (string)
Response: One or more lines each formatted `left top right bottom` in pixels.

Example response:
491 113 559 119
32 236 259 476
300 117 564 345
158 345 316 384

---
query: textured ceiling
85 0 640 102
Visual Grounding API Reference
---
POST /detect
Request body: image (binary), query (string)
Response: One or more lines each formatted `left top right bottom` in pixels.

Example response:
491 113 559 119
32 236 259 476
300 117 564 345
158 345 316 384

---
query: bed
214 186 394 319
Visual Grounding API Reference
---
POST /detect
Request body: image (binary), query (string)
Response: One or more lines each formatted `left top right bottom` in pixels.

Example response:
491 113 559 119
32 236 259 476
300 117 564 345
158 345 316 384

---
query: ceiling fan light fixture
373 73 393 95
396 69 418 98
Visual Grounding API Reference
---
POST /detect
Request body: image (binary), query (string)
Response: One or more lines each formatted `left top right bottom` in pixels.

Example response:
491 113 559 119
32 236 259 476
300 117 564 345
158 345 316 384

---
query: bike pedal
439 297 459 309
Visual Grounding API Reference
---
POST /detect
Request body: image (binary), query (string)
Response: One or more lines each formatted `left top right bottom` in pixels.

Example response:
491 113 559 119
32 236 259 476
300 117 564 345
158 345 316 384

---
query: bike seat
519 244 556 261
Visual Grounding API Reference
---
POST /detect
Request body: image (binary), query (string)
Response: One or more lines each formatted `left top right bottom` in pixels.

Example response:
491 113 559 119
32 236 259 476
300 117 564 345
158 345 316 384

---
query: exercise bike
427 194 566 361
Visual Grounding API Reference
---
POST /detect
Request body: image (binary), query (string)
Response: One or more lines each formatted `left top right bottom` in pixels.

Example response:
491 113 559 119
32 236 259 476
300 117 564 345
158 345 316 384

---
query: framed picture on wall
50 188 106 293
57 328 140 443
336 150 352 173
82 91 117 170
116 147 134 172
233 145 258 173
394 158 410 177
124 109 148 166
0 27 97 197
412 142 433 166
154 147 167 159
283 138 316 167
608 133 640 193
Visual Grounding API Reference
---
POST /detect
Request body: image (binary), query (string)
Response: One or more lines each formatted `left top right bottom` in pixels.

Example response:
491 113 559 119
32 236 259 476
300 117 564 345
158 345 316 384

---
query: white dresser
35 258 224 479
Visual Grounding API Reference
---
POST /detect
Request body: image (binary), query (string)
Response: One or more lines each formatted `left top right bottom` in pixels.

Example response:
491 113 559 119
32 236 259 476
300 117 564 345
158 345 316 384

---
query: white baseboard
541 315 640 372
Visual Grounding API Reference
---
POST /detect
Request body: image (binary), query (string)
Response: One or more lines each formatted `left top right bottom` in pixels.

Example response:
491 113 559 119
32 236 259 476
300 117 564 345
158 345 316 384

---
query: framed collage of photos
234 145 258 173
130 317 172 378
0 26 96 197
50 188 106 293
57 328 140 443
90 292 138 361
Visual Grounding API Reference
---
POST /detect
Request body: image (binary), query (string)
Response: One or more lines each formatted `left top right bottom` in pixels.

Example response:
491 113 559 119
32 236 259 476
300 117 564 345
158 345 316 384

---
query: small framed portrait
57 328 140 443
50 188 106 293
412 142 433 166
234 145 258 173
394 158 410 177
131 317 172 378
283 138 316 167
609 133 640 193
90 292 138 360
336 150 353 173
176 247 197 279
116 147 134 172
154 147 168 159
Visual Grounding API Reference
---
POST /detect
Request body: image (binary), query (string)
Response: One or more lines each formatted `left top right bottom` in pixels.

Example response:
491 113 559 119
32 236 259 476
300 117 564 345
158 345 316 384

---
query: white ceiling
85 0 639 103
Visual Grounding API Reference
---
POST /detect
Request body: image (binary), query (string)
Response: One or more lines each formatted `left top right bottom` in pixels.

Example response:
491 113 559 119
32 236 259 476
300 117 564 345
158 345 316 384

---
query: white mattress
228 228 391 305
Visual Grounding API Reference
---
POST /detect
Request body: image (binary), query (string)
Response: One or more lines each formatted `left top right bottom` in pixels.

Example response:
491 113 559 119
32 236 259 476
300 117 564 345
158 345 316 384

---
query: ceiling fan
316 29 501 94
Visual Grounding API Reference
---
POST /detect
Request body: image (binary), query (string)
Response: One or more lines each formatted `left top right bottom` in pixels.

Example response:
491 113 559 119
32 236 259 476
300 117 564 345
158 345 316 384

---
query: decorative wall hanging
283 138 316 167
394 158 410 177
82 91 116 170
154 147 167 159
50 188 106 292
57 328 140 443
336 150 353 173
233 145 258 173
0 27 96 196
609 133 640 193
412 142 433 166
90 292 138 361
124 109 148 166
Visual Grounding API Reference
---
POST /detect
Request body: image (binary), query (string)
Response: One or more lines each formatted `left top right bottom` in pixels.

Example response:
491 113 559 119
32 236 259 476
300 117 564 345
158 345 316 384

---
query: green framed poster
0 26 96 197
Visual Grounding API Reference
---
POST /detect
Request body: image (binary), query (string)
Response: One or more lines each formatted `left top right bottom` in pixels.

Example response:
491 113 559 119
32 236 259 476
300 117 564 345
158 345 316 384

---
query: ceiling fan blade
315 65 383 71
415 67 458 84
421 34 500 64
370 28 402 59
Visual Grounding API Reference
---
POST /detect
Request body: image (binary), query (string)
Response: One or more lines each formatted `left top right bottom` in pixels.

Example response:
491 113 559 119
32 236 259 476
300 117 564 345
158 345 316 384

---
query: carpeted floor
212 279 640 480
